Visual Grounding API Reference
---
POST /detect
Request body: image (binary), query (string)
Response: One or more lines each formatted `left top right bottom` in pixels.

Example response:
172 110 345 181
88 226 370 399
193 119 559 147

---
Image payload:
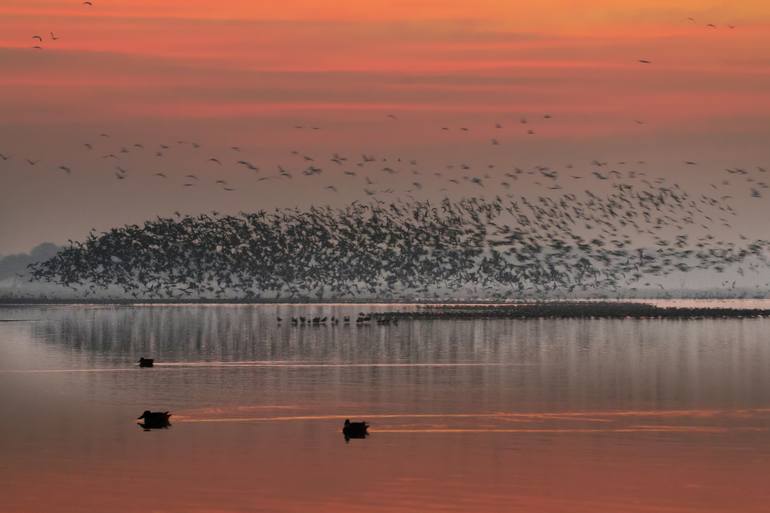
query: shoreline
2 299 770 319
1 297 767 306
370 302 770 320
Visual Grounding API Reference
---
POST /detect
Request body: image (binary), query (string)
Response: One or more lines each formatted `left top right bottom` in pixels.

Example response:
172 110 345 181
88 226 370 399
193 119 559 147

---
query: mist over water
1 303 769 512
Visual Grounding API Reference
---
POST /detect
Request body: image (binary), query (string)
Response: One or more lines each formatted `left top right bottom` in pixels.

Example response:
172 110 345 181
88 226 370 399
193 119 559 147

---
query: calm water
1 303 770 513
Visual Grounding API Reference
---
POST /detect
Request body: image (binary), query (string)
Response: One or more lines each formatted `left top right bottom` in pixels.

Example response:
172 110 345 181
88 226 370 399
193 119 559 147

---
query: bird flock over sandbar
10 7 764 300
27 179 770 300
6 104 768 302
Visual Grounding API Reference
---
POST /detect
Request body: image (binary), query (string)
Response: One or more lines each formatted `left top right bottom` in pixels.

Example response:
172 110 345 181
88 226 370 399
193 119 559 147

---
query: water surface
1 303 769 512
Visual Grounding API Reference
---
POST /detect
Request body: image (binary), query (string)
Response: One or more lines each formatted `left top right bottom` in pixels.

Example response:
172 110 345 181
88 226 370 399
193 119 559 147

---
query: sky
1 0 769 254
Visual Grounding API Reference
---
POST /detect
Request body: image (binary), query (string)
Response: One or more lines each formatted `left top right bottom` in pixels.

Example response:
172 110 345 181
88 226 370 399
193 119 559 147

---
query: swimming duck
342 419 369 440
138 357 154 368
137 410 171 429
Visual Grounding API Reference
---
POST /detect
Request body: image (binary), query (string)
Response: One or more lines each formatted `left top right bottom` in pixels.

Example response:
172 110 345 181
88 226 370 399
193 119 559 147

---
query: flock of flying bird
13 8 765 300
27 1 93 50
26 171 770 299
2 120 767 202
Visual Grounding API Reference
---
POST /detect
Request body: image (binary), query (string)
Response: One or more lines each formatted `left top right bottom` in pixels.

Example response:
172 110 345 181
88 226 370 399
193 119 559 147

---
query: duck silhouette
138 357 154 368
137 411 171 430
342 419 369 441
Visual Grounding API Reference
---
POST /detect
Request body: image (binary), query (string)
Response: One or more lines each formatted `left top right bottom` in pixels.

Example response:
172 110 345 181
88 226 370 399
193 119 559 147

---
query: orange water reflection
2 304 770 512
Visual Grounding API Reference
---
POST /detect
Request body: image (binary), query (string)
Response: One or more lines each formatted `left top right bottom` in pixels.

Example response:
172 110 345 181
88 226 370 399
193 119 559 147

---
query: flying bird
237 160 258 171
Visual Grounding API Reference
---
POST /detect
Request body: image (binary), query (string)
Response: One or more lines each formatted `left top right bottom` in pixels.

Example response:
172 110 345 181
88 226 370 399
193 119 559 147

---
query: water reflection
1 304 770 512
13 304 770 412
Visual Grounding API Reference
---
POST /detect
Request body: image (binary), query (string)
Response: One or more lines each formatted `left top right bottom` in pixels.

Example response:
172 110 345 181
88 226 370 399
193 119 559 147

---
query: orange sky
1 1 769 253
2 1 767 119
